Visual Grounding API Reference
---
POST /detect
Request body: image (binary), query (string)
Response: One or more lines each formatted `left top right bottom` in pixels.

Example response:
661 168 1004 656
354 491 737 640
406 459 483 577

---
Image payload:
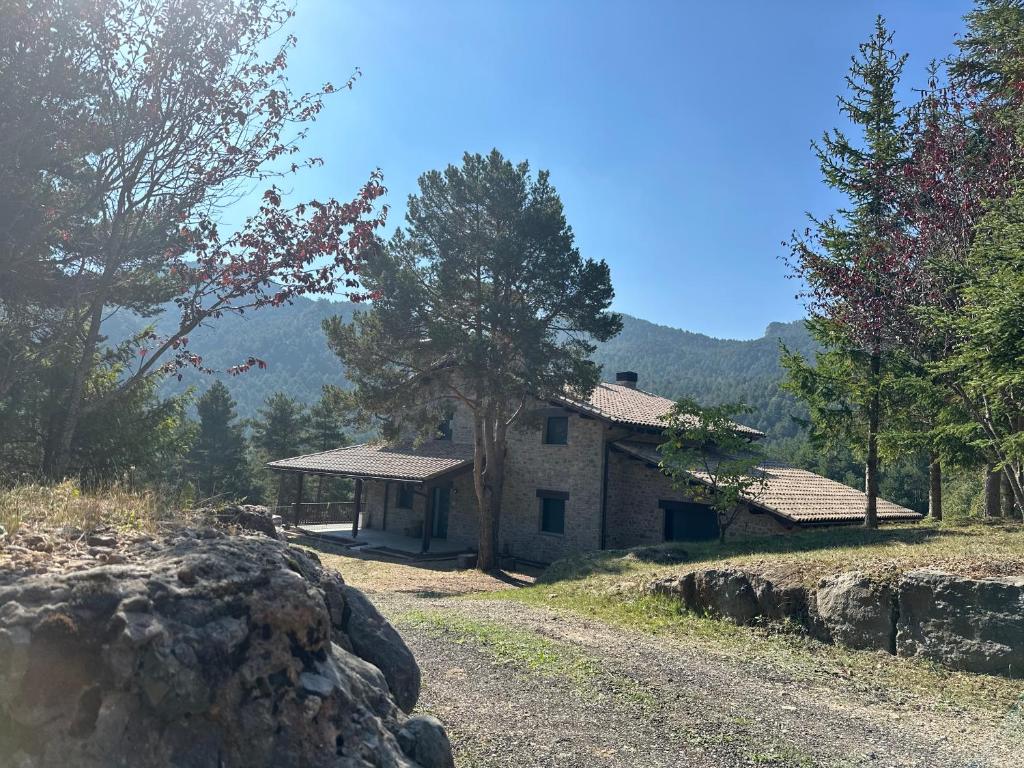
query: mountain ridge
103 297 815 438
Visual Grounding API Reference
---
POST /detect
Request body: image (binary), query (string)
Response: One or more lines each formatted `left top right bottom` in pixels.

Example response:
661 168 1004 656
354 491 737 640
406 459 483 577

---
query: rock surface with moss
0 523 453 768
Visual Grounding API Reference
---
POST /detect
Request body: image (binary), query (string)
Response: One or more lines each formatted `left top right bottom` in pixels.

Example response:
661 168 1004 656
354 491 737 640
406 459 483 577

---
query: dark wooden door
662 500 719 541
432 486 450 539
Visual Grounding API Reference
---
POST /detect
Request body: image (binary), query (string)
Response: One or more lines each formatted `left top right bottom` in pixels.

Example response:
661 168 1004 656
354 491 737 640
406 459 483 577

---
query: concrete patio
297 523 472 559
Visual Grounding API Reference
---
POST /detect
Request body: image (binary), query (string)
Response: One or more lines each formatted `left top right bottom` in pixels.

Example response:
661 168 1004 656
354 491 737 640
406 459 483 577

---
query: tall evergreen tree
250 392 308 507
784 18 913 528
307 386 351 503
326 150 621 569
187 382 250 500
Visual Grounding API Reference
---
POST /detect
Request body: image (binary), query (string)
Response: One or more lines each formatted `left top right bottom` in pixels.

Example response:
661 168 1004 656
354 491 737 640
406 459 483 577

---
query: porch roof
266 441 474 483
611 440 923 525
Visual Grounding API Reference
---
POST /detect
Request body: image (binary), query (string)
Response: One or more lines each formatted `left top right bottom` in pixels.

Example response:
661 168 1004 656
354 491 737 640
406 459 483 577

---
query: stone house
269 372 921 564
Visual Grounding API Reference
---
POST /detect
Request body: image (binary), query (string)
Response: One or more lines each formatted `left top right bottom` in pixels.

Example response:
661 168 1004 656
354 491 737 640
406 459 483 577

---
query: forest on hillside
103 300 816 438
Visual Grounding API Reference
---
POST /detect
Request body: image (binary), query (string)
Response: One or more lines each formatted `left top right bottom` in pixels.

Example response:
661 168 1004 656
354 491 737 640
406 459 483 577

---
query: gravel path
301 544 1022 768
375 592 1021 768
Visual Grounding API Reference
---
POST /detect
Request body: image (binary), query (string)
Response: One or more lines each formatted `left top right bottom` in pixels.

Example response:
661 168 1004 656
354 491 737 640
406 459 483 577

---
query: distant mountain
104 298 815 437
592 315 816 438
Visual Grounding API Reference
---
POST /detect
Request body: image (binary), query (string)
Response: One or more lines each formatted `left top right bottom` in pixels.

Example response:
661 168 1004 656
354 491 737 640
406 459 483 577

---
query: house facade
269 372 922 564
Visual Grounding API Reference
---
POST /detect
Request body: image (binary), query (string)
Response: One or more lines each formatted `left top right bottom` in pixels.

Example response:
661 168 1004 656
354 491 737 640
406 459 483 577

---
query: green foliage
326 150 621 568
186 381 251 502
659 398 767 543
934 186 1024 512
249 392 309 506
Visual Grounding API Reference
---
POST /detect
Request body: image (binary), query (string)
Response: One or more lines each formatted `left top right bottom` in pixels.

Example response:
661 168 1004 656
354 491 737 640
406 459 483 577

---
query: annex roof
611 440 922 525
557 383 765 438
266 441 474 483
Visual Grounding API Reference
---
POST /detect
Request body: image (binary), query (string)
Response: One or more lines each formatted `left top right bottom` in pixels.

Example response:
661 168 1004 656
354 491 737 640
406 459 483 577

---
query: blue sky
268 0 971 339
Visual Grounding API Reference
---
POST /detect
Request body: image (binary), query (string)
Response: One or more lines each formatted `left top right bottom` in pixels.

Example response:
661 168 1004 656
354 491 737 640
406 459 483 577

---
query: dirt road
307 544 1023 768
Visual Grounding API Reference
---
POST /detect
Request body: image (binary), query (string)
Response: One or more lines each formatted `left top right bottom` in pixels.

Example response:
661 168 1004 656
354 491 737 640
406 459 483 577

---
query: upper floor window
436 415 453 440
543 415 568 445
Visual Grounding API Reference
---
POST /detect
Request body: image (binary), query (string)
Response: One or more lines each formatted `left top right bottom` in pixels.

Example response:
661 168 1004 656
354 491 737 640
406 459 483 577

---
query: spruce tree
250 392 309 507
188 382 251 500
784 18 912 528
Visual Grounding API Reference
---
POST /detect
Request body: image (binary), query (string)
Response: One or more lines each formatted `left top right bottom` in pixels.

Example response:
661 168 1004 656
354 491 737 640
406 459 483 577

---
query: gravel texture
305 542 1024 768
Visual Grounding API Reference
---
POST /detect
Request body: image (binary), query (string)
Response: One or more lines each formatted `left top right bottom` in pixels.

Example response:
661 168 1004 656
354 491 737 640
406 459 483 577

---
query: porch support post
293 472 305 527
422 485 434 553
352 477 363 538
382 481 390 531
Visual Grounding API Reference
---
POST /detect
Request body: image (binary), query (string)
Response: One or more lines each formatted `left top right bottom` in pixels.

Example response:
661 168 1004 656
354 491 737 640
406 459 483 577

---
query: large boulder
216 504 281 539
813 571 896 652
0 527 450 768
649 568 807 626
896 569 1024 675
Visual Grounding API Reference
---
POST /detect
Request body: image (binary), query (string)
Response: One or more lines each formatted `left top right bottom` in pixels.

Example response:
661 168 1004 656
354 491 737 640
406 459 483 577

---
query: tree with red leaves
0 0 387 480
783 17 914 528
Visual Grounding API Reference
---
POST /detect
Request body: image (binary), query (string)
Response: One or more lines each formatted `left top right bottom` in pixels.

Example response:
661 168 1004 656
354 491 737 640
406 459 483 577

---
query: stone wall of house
361 474 478 551
605 449 792 548
384 484 426 538
362 479 387 530
445 472 478 549
498 405 607 563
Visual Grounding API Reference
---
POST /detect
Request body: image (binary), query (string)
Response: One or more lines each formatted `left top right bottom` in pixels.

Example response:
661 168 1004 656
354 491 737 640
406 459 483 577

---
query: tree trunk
928 453 942 521
864 351 880 529
1001 469 1014 518
472 409 495 571
984 465 1001 518
45 296 106 480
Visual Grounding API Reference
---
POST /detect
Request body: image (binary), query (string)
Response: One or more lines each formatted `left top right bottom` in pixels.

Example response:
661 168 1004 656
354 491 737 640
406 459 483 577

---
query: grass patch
0 481 182 537
395 608 600 686
394 608 656 707
475 582 1024 719
542 520 1024 586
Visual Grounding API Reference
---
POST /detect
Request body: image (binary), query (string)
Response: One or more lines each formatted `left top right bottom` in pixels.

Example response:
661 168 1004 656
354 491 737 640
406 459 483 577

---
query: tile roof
557 383 765 438
266 441 474 482
612 440 923 525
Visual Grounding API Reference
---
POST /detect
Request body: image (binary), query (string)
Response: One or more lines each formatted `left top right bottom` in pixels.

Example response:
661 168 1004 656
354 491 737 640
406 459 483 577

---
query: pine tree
187 382 251 500
250 392 309 507
326 150 621 569
307 386 350 503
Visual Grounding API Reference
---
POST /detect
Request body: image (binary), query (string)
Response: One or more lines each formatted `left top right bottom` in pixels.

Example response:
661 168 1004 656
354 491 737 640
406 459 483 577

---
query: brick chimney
615 371 638 389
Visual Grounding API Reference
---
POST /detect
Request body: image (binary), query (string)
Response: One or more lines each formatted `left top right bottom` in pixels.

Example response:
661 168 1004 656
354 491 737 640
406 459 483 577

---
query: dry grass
541 519 1024 589
0 481 181 536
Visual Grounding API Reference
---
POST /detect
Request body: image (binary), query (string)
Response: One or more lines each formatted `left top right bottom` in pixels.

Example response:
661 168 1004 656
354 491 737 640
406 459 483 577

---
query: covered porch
267 441 478 556
299 522 470 557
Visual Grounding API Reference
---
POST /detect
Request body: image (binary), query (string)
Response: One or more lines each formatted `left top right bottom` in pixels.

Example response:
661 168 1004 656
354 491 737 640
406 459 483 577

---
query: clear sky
268 0 972 340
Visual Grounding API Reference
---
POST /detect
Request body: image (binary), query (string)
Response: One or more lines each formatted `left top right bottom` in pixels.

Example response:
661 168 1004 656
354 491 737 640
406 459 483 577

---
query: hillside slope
104 298 814 437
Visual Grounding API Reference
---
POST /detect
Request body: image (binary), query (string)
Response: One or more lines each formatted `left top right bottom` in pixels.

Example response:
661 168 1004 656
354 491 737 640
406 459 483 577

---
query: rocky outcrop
649 568 807 625
0 526 451 768
896 569 1024 675
650 565 1024 676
